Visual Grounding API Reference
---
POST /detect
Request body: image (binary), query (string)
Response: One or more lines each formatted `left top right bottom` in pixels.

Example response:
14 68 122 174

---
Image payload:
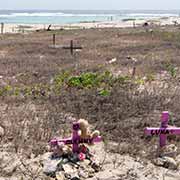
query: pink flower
78 152 86 161
80 145 88 153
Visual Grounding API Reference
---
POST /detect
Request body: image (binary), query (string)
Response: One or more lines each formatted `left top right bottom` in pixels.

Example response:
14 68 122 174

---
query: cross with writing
63 40 82 55
50 122 102 153
145 111 180 147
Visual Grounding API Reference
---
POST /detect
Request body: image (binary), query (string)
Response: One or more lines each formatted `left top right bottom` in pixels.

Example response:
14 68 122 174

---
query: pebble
159 144 177 158
56 171 65 180
154 156 178 170
0 126 4 138
43 156 63 176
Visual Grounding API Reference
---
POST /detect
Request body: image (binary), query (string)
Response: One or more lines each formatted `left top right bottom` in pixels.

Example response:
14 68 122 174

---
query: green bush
68 76 82 87
165 63 177 78
67 72 107 88
98 89 110 96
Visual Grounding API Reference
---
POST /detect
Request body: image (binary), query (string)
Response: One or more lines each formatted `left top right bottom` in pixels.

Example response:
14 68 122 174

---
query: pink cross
145 111 180 147
50 122 102 153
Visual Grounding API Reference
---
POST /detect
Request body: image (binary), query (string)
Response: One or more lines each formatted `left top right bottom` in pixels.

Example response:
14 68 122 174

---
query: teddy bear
77 119 100 141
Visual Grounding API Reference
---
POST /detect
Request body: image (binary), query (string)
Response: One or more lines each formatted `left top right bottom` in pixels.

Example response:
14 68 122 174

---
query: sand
1 16 180 33
1 19 180 180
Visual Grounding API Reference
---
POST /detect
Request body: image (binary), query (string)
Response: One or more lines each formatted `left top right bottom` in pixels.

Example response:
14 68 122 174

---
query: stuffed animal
77 119 100 141
50 140 71 157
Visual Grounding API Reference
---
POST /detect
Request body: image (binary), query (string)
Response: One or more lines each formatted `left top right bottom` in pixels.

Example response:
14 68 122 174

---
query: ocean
0 10 179 24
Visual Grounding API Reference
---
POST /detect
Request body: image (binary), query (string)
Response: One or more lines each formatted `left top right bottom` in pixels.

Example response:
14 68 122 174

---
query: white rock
79 159 91 168
78 170 89 178
160 144 178 158
87 170 119 180
62 164 76 174
154 156 178 170
0 152 20 176
0 177 19 180
56 171 65 180
154 157 165 166
109 58 117 64
43 154 63 175
164 156 178 170
0 126 4 137
175 154 180 169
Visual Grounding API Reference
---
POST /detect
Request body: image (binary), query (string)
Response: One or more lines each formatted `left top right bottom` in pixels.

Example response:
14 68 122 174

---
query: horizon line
0 9 180 11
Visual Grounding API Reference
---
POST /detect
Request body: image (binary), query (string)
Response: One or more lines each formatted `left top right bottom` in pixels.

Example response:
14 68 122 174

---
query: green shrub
54 71 70 86
165 63 177 78
146 74 155 82
98 89 110 96
68 76 82 87
0 85 13 96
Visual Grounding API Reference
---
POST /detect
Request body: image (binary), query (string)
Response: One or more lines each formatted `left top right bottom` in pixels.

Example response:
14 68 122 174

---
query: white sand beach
1 16 180 34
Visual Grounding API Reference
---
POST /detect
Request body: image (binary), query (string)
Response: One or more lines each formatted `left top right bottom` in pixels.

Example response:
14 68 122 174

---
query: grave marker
53 34 56 46
133 21 136 28
49 39 83 55
132 66 136 77
145 111 180 147
47 24 52 31
50 122 102 153
63 40 82 55
1 23 4 34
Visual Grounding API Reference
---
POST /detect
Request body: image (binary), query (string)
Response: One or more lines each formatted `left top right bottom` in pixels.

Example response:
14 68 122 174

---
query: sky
0 0 179 10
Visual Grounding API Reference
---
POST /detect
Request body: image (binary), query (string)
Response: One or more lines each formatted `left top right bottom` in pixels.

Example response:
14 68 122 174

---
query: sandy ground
1 22 180 179
1 16 180 33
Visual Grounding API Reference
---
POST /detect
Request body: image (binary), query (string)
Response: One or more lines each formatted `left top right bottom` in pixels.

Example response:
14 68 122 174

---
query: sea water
0 10 179 24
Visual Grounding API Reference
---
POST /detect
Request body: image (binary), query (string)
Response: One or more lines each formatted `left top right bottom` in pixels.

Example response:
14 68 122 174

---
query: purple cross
50 122 102 153
145 111 180 147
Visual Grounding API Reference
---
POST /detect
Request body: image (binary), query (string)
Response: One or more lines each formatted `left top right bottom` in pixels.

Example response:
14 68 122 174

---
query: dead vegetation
0 26 180 174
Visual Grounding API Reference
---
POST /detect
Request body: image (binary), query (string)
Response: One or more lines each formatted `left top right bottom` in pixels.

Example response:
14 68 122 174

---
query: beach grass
0 26 180 159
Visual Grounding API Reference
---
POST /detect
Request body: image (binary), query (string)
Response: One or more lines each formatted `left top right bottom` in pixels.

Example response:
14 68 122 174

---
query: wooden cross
145 111 180 147
62 40 82 55
1 23 4 34
53 34 56 46
50 122 102 153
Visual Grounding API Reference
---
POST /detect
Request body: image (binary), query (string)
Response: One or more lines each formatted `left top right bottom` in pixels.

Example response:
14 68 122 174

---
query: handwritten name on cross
63 40 82 55
145 111 180 147
50 122 102 153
